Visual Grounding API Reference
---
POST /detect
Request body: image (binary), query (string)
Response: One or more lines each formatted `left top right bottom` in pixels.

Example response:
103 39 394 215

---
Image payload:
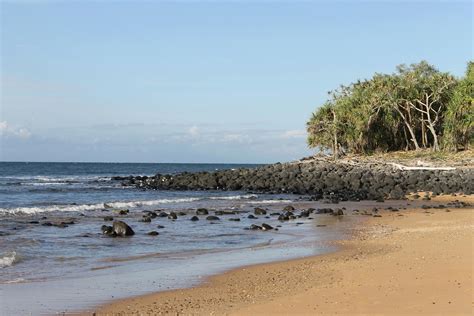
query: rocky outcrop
123 160 473 201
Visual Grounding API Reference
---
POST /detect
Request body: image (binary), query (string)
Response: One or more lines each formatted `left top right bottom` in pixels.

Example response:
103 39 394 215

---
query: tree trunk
395 106 420 150
332 110 338 160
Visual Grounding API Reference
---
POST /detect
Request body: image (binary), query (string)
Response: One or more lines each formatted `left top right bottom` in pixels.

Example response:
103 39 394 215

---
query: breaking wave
0 194 266 215
0 252 19 268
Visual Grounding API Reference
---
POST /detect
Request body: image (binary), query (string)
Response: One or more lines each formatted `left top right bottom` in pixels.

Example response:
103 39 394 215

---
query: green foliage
307 61 469 155
442 62 474 151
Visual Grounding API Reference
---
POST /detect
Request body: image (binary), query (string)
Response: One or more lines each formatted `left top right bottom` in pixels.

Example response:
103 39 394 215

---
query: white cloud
221 133 252 144
281 129 306 139
0 121 32 139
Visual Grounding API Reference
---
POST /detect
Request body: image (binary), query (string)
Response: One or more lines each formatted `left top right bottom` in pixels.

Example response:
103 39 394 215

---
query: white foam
247 199 293 204
0 195 292 215
0 252 19 268
209 194 258 200
2 278 26 284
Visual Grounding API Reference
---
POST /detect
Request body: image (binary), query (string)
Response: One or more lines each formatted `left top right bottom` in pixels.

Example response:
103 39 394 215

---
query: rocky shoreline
119 158 474 201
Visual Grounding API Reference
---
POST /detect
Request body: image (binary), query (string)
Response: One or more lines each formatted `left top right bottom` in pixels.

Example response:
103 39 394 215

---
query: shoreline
83 194 473 315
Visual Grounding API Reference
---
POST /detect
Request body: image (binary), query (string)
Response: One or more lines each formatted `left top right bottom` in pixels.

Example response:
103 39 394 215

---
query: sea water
0 162 357 315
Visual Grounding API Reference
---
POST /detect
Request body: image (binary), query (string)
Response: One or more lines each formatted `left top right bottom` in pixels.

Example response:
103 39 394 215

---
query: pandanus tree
443 62 474 151
307 61 468 156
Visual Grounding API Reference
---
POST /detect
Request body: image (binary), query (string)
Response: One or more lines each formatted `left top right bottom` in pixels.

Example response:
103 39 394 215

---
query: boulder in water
112 221 135 237
196 208 209 215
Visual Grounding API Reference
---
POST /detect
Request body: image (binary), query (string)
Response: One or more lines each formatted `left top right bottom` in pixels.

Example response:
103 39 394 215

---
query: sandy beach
87 195 473 315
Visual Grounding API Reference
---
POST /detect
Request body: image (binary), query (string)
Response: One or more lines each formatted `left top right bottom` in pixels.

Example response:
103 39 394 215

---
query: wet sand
86 195 473 315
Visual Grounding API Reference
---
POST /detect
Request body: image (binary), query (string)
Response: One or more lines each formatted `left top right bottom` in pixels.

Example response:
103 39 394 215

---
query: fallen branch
390 163 456 171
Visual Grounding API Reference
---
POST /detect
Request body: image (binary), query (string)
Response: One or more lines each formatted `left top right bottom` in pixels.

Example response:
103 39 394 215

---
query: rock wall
122 161 474 201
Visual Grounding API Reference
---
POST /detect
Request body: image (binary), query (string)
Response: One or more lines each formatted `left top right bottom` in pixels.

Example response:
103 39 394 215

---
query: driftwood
390 163 456 171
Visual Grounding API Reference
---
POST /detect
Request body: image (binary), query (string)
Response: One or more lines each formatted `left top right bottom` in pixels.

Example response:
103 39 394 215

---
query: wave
0 175 112 187
209 194 258 200
247 199 293 204
0 251 19 268
0 194 265 215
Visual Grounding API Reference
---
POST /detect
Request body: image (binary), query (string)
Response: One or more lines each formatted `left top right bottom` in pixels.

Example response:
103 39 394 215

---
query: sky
0 0 472 163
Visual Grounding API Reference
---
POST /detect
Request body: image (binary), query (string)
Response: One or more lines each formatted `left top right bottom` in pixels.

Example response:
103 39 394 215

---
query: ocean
0 162 357 315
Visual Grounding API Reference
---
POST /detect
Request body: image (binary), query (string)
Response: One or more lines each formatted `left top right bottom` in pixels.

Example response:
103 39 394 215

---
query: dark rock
112 221 135 237
332 209 344 216
116 209 129 215
247 214 257 219
29 221 40 224
206 216 220 221
141 217 152 223
254 207 267 215
103 216 114 221
316 208 333 214
196 208 209 215
249 224 262 230
190 216 199 221
261 223 273 231
42 222 53 227
147 231 159 236
168 212 178 220
101 225 114 236
283 205 295 211
158 212 168 218
229 218 241 221
156 225 165 229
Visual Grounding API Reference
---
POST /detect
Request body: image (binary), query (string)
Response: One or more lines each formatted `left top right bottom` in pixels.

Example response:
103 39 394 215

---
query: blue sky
1 1 472 163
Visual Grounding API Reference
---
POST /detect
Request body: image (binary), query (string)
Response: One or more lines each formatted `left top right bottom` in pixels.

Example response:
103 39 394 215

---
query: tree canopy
307 61 473 157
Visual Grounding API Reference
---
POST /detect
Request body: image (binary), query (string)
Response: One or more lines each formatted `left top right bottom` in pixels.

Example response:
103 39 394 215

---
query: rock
332 209 344 216
249 224 262 230
141 217 152 223
300 210 310 217
158 212 168 218
101 225 114 236
29 221 40 224
316 208 334 214
156 225 165 229
229 218 241 221
278 214 289 221
373 214 382 218
190 216 199 221
42 222 53 227
116 209 129 215
168 212 178 220
144 211 158 218
247 214 257 219
147 231 159 236
283 205 295 211
103 216 114 221
112 221 135 237
270 212 281 216
254 207 267 215
261 223 273 231
206 216 220 221
196 208 209 215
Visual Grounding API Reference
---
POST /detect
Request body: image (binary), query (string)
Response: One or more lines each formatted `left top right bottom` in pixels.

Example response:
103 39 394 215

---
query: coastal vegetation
307 61 474 158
